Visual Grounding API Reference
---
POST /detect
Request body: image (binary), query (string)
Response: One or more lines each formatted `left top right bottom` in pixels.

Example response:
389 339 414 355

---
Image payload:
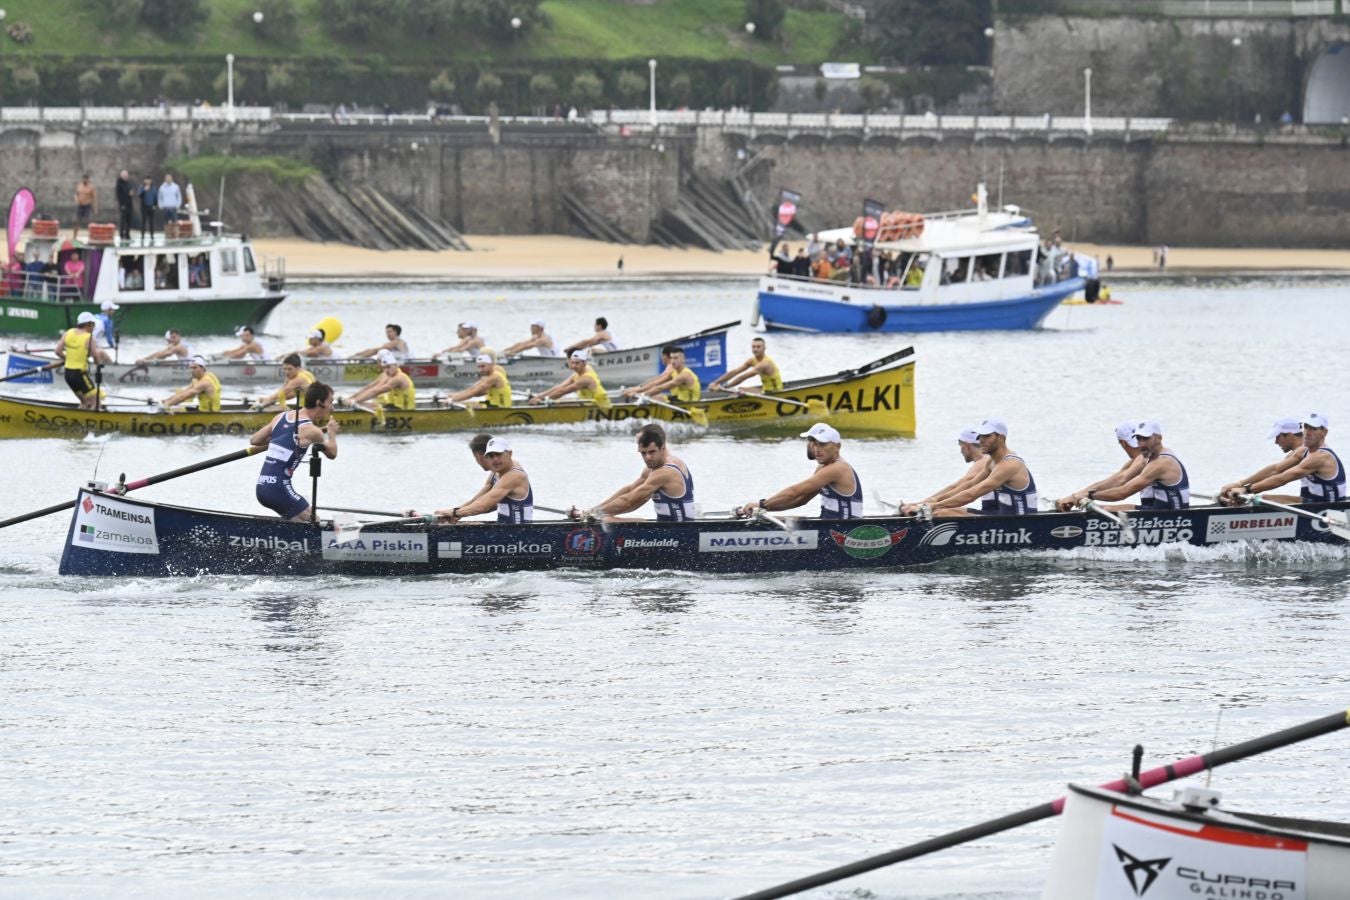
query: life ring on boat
865 305 888 330
312 316 344 344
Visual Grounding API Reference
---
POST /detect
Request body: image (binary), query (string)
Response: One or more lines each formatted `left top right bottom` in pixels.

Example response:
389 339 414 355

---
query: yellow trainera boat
0 349 915 440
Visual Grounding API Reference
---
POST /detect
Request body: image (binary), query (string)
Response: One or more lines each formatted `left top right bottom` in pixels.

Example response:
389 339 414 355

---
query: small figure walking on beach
1158 244 1168 271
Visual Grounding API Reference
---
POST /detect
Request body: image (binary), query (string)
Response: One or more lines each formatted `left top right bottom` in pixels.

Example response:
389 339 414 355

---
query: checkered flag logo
1211 520 1227 534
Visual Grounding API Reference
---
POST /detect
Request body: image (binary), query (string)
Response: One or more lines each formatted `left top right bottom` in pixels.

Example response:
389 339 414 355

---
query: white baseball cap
188 355 208 368
977 418 1008 437
460 321 478 331
1304 413 1330 429
308 329 325 340
1133 420 1163 438
800 422 841 444
957 427 980 444
1114 421 1139 448
530 319 545 328
475 353 494 365
376 349 398 366
1266 417 1302 439
164 329 176 340
100 300 119 311
569 349 589 362
484 436 512 454
77 311 97 325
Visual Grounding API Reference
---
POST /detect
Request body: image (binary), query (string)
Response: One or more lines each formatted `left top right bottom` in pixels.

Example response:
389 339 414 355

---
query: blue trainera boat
59 489 1350 577
754 187 1085 333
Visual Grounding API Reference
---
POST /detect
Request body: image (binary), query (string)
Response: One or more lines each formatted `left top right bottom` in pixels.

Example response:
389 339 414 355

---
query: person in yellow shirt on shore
529 350 610 407
161 356 221 413
55 312 103 409
341 349 415 416
447 353 513 408
708 337 782 393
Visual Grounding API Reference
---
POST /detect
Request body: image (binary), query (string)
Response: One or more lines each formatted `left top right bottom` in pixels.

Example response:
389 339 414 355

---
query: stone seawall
0 121 1346 248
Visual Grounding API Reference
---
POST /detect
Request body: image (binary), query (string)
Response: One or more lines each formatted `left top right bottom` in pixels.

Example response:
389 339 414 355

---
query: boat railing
264 257 287 293
3 268 86 303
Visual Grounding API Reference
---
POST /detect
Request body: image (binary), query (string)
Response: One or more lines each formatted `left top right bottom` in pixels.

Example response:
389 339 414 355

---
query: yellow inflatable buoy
312 316 344 343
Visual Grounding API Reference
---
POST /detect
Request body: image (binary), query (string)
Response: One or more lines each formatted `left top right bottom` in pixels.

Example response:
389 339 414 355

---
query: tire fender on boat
866 305 888 330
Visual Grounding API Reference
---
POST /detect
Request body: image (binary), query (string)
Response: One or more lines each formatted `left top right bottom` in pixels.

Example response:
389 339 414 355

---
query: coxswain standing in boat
529 350 609 406
1053 422 1149 511
352 323 411 361
622 346 700 404
250 381 339 522
432 437 534 524
563 317 618 356
502 320 561 358
255 353 316 412
439 322 486 358
1216 417 1305 504
137 329 192 363
927 419 1038 517
901 427 994 515
571 423 695 521
708 337 782 393
446 353 512 408
340 349 415 415
1222 413 1344 506
55 312 103 409
92 300 119 357
1057 420 1189 511
160 356 222 413
220 325 266 361
735 423 863 520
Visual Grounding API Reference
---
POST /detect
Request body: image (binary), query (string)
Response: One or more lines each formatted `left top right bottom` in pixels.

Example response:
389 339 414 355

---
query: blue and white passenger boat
754 185 1086 333
58 488 1350 577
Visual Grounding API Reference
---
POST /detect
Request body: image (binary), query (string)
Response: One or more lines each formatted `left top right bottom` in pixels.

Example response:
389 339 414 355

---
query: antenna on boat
91 439 109 485
1204 707 1224 787
217 175 227 236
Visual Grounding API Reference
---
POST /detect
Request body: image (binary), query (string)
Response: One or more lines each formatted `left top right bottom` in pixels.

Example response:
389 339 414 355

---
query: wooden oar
0 444 263 530
753 508 794 531
730 387 828 417
330 514 432 541
319 505 406 517
0 360 62 383
735 707 1350 900
634 393 709 427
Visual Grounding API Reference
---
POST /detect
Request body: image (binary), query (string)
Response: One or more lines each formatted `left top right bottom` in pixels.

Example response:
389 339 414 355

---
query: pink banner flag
7 188 36 264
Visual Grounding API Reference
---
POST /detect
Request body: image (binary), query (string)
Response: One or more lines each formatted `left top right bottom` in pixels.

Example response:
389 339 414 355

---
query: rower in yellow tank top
161 356 221 412
578 365 608 404
708 337 783 394
378 378 417 410
448 352 514 409
273 368 316 406
621 345 700 404
62 326 93 371
56 312 105 408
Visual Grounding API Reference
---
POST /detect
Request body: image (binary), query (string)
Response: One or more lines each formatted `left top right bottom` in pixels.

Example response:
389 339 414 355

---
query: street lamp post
0 9 7 111
648 58 657 127
744 21 755 111
1231 36 1242 127
226 52 236 121
511 16 522 116
1083 67 1092 135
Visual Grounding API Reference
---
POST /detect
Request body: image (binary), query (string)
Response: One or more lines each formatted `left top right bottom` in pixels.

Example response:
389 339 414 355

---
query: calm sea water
2 277 1349 898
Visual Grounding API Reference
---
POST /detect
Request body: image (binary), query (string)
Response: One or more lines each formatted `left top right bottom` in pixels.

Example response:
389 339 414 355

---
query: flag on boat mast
861 198 884 252
769 188 801 255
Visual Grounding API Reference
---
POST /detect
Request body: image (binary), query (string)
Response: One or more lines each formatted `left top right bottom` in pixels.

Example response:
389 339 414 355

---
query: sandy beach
11 230 1350 279
252 236 1350 280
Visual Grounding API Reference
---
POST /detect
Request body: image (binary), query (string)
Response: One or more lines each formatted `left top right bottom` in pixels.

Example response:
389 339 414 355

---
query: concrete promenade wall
0 121 1346 248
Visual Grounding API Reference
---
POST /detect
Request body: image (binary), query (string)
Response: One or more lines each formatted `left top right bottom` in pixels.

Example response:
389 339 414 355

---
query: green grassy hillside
3 0 864 64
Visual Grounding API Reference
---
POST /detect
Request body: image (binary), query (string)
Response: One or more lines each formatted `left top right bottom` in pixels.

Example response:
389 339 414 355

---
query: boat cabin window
941 256 971 285
243 246 256 273
1005 248 1032 276
973 253 1003 281
219 248 239 275
118 255 146 292
188 252 212 289
897 252 930 291
153 254 180 291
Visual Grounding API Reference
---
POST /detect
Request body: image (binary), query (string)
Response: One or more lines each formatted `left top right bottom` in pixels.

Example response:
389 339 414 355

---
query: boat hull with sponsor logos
58 491 1350 577
4 321 736 390
1044 783 1350 899
0 348 915 439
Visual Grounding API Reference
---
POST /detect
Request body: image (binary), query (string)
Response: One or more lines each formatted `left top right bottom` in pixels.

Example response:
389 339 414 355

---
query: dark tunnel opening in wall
1304 43 1350 124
